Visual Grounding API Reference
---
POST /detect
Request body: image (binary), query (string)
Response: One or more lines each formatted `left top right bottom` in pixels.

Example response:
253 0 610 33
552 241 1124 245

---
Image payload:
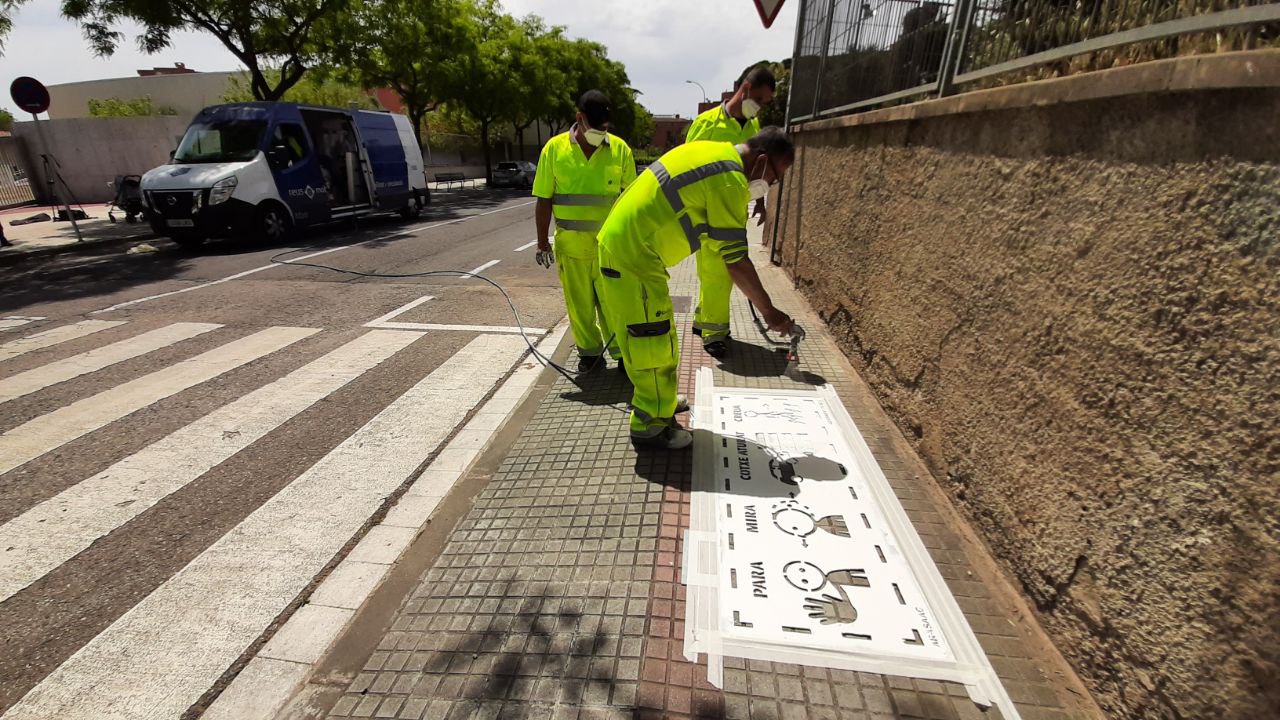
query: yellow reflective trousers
598 244 679 436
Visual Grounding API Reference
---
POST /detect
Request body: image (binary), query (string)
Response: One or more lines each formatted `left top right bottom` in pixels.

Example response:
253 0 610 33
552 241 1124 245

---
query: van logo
304 185 315 199
166 195 177 206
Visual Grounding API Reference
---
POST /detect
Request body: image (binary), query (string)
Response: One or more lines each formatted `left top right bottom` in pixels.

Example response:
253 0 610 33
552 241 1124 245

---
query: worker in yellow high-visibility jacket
684 65 776 359
533 90 637 373
597 128 796 449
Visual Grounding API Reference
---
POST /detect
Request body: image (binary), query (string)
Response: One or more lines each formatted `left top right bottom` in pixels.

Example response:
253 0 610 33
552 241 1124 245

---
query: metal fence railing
787 0 1280 123
0 137 37 209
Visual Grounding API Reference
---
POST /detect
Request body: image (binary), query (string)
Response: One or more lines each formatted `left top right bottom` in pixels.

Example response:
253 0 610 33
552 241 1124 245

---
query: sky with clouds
1 0 798 118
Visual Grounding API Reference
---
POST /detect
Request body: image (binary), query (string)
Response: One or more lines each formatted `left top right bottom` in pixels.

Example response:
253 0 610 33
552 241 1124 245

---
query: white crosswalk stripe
0 329 421 603
1 334 529 720
0 320 128 363
0 317 44 331
0 322 221 404
0 326 317 475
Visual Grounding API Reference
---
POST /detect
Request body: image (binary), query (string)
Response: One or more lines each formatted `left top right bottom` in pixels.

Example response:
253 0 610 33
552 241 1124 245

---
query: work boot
616 358 626 374
704 340 728 358
676 395 689 414
631 425 693 450
577 354 605 374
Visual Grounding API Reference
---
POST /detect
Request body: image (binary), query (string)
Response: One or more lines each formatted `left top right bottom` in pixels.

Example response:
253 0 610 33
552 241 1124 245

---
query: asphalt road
0 187 566 716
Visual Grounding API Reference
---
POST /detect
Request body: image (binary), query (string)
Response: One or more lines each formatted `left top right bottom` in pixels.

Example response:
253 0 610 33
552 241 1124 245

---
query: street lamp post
684 80 709 104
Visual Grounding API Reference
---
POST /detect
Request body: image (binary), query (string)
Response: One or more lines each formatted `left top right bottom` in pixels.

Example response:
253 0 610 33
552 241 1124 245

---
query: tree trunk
480 119 493 183
515 123 525 160
259 63 308 102
409 106 425 152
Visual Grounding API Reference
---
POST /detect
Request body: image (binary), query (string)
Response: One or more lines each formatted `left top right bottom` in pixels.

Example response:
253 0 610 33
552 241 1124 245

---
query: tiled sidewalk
325 238 1092 719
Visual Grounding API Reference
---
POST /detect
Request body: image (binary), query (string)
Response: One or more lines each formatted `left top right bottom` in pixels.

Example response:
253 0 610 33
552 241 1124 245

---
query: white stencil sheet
684 368 1020 719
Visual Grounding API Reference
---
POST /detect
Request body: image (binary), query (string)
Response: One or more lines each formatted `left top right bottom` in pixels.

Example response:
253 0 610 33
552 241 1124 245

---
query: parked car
142 101 429 248
490 161 536 189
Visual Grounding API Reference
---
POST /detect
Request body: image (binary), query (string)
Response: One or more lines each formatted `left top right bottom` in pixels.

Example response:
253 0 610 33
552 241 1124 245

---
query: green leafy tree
0 108 13 131
326 0 479 149
60 0 352 100
443 1 521 181
221 68 379 108
505 17 567 160
87 95 177 116
1 1 31 54
555 38 644 145
630 103 655 148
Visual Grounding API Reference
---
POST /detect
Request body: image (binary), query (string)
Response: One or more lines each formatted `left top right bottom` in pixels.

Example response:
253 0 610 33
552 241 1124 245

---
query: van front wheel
257 204 291 243
399 195 422 220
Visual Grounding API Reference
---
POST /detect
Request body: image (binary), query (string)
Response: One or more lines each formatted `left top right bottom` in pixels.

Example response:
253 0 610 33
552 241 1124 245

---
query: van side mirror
169 149 176 162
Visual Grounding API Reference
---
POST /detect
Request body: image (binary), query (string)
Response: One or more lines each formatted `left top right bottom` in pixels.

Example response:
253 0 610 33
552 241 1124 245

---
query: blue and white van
141 102 428 247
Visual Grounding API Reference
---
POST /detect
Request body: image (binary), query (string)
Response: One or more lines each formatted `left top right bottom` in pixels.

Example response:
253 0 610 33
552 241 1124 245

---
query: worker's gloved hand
535 245 555 269
763 307 795 336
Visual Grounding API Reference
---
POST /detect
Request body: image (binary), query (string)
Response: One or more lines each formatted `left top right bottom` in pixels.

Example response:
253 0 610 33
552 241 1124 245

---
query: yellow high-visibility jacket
532 128 636 259
685 103 761 144
598 141 750 272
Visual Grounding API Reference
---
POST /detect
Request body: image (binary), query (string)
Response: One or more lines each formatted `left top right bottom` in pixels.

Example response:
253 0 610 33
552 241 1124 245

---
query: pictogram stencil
683 368 1020 718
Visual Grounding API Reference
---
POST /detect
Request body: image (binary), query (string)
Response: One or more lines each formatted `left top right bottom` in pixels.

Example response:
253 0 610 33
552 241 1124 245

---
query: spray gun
784 324 806 372
748 302 806 376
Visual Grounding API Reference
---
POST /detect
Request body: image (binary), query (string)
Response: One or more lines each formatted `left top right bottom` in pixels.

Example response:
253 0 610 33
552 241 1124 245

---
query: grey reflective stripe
648 160 682 215
706 227 747 241
556 218 603 231
721 240 749 263
668 160 745 192
678 215 701 252
648 159 745 252
553 193 614 207
632 406 656 423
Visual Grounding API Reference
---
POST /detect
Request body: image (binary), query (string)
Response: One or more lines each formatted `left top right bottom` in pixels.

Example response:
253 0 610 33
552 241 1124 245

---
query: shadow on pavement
633 433 844 503
715 338 827 385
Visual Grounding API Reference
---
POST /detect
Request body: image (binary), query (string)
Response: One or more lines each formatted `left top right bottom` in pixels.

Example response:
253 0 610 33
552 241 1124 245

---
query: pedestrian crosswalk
0 321 220 404
0 320 127 363
0 317 541 719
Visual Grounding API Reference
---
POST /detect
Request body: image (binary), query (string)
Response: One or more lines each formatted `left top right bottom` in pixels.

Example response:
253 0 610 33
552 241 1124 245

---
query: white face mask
584 127 607 147
748 179 770 200
741 98 761 119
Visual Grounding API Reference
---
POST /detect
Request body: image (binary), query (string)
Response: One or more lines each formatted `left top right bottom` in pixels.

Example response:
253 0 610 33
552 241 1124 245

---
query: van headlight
209 176 238 205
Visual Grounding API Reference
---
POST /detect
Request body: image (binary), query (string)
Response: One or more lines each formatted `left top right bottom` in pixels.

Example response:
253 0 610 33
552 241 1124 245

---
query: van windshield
173 119 267 163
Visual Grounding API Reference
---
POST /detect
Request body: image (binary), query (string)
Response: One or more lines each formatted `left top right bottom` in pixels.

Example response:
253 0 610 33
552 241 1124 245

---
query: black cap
578 90 611 128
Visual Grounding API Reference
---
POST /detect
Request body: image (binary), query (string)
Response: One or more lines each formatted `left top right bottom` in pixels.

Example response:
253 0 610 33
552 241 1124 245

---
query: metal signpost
9 76 82 241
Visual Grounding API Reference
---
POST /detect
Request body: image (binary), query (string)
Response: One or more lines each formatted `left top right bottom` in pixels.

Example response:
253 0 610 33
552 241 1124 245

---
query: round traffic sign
10 77 51 115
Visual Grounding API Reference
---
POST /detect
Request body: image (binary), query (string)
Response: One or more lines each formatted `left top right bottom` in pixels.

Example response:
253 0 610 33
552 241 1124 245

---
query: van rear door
353 111 410 211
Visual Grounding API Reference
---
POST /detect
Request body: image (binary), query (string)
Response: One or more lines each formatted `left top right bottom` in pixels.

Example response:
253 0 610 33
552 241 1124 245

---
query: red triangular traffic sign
753 0 787 28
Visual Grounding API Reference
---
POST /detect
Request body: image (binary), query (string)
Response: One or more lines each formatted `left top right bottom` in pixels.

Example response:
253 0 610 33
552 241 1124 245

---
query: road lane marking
89 245 362 315
90 200 537 315
0 320 128 363
468 259 500 275
363 295 435 327
0 326 317 476
0 330 420 603
0 335 528 720
368 321 544 335
514 241 537 251
0 317 45 331
0 322 221 405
